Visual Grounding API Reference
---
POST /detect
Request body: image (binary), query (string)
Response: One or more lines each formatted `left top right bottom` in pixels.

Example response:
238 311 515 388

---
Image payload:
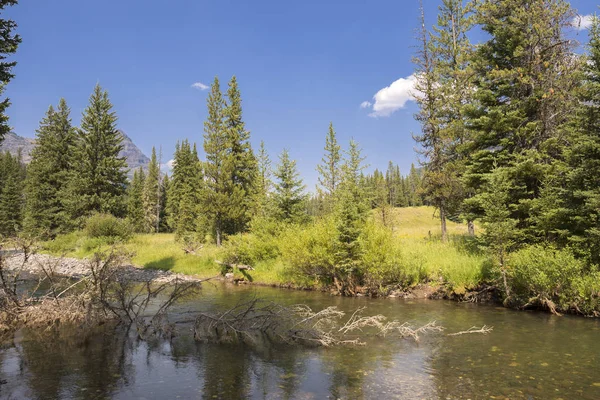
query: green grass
41 206 489 293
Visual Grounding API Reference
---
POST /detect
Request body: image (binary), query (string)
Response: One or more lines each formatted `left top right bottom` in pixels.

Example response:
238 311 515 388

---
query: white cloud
572 14 596 30
161 159 175 173
191 82 209 90
361 74 419 117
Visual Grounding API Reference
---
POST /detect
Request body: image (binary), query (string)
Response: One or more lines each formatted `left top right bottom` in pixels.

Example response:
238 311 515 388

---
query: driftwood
447 325 493 336
215 260 255 271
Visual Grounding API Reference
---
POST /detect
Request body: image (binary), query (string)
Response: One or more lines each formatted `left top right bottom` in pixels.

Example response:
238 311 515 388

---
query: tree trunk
215 218 222 247
467 220 475 236
440 205 448 243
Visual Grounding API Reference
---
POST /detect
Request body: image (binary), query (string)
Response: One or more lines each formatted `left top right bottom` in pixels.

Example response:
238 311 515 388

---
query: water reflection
1 285 599 399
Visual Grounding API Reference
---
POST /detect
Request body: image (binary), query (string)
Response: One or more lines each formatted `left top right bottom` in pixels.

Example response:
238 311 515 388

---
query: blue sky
4 0 597 189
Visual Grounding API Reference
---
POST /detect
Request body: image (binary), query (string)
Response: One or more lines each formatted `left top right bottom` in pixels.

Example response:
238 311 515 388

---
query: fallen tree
193 298 444 347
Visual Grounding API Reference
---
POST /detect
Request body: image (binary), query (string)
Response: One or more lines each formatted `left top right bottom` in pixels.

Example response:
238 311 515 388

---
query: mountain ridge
0 130 150 178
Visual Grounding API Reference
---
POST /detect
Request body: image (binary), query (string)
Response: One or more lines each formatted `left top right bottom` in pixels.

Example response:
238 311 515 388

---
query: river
1 284 599 399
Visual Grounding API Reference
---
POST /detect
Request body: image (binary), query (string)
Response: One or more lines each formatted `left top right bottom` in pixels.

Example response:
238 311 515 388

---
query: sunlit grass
41 206 489 293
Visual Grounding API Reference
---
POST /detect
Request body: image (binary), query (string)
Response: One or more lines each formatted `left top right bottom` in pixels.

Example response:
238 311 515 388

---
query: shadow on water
144 256 176 271
1 284 600 399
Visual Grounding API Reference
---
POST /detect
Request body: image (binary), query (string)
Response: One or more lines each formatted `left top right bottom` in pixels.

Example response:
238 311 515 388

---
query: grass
41 206 489 293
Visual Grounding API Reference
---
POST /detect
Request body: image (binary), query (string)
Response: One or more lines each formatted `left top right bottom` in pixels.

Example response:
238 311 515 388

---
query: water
1 284 599 399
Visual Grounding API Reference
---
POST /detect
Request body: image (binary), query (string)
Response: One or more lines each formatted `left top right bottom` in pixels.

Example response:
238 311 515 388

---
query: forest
1 0 600 317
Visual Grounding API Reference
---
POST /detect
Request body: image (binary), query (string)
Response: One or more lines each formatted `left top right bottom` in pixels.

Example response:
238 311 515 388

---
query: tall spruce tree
463 0 576 243
224 75 258 233
0 0 20 144
316 122 342 197
142 147 160 233
272 149 307 223
127 167 146 233
0 151 24 236
23 99 77 238
167 140 202 239
66 84 128 224
203 77 232 246
535 16 600 263
333 139 369 295
413 0 471 242
255 140 272 216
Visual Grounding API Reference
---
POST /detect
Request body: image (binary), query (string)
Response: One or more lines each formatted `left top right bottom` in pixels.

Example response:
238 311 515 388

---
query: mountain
0 132 36 163
0 130 150 178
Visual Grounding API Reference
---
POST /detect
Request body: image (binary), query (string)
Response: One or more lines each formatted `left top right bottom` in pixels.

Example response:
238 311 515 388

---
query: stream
1 284 599 399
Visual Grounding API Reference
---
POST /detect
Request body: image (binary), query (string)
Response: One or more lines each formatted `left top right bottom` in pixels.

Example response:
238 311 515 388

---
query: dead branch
448 325 493 336
193 299 444 347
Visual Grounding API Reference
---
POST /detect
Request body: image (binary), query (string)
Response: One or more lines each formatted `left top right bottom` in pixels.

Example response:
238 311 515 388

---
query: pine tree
272 149 307 223
0 151 24 237
127 167 146 233
142 147 160 233
66 84 128 224
316 122 342 199
159 174 170 232
23 99 77 238
407 164 423 206
536 16 600 263
202 77 232 246
463 0 576 242
333 139 369 295
0 0 21 144
224 75 258 233
255 140 272 216
413 0 471 242
167 140 202 238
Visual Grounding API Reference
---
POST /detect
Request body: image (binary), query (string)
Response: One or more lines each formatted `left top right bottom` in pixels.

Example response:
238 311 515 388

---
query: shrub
507 245 600 315
84 213 133 243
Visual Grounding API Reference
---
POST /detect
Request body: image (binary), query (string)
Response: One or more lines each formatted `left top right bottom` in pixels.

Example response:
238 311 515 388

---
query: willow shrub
508 245 600 315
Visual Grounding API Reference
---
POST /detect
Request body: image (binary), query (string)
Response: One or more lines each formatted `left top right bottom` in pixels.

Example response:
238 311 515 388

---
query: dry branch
447 325 493 336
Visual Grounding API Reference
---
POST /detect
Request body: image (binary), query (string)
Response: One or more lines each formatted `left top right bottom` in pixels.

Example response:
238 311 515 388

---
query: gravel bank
2 252 206 283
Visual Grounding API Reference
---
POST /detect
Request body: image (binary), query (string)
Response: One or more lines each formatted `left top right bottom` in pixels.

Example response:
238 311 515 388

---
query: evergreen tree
0 151 23 236
202 77 232 246
272 149 307 223
159 174 170 232
407 164 423 206
413 0 471 241
142 147 160 233
0 0 21 144
255 140 272 216
23 99 77 237
167 140 202 238
316 122 342 199
224 75 258 233
66 84 128 224
536 16 600 263
463 0 576 242
333 139 369 295
127 167 146 233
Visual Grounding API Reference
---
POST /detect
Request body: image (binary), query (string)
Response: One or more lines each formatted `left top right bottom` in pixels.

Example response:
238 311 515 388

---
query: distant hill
0 130 150 178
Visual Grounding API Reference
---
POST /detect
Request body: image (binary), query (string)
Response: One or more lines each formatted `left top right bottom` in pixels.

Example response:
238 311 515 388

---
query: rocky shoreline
2 252 205 284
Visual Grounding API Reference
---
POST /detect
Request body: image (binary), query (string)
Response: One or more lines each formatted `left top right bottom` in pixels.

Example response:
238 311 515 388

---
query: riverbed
1 284 599 399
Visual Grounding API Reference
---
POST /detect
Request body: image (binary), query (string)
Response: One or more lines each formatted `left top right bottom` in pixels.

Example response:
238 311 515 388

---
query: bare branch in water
447 325 493 336
194 299 444 347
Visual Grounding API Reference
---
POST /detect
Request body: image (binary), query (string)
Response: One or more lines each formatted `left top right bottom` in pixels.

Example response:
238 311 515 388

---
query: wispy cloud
572 14 596 30
361 75 419 117
191 82 209 90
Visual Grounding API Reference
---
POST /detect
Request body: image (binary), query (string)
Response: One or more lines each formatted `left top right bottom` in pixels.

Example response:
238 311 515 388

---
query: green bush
360 220 424 288
84 213 133 243
222 217 283 265
278 217 337 283
508 245 600 315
